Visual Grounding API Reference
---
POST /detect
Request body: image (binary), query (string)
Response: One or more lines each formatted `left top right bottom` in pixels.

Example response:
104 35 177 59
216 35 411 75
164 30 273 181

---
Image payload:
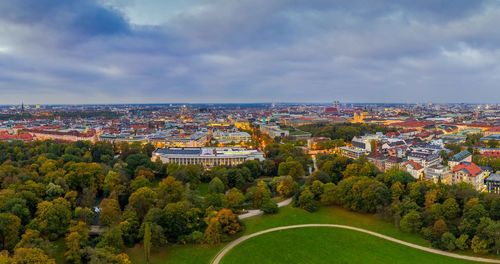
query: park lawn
220 227 476 264
128 206 432 263
127 243 224 264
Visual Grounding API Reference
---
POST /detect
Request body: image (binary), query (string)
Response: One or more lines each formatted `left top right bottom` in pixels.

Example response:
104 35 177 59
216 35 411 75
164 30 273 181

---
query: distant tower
21 101 24 112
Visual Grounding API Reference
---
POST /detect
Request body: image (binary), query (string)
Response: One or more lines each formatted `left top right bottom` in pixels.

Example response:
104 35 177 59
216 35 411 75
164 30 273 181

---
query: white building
152 147 265 168
212 131 251 144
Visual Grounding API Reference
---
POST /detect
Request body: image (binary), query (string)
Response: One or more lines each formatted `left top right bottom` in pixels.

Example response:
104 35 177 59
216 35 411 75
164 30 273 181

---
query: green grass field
127 205 500 263
128 206 435 264
220 227 475 264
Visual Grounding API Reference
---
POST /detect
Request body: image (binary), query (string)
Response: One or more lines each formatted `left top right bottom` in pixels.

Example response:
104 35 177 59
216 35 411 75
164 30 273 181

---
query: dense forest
298 123 396 141
0 140 310 263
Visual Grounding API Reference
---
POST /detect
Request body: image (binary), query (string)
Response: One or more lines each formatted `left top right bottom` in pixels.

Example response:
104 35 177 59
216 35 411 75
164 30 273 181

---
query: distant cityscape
1 102 499 193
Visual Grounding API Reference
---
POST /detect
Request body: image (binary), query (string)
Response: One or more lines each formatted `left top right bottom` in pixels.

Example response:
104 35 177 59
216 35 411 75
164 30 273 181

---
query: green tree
29 198 71 240
441 232 456 251
276 176 297 198
203 218 220 245
471 235 488 254
0 213 21 251
455 234 469 250
320 183 338 206
252 180 271 209
144 222 151 264
208 177 225 194
100 198 121 226
13 247 56 264
400 210 422 233
128 187 157 221
224 188 245 210
442 198 460 220
157 176 185 208
298 188 318 212
278 158 305 179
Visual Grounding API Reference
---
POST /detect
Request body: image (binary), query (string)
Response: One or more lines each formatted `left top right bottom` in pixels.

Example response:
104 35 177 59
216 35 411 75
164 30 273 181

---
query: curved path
238 197 293 220
211 224 500 264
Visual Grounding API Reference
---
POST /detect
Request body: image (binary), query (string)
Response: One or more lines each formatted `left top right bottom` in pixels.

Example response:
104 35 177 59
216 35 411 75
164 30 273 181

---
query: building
259 124 289 138
212 131 251 144
402 160 424 179
448 150 472 168
485 126 500 136
425 165 450 183
485 173 500 194
164 131 208 147
340 146 367 159
152 147 265 168
449 162 488 191
24 129 97 142
407 151 442 168
99 134 148 144
351 133 383 152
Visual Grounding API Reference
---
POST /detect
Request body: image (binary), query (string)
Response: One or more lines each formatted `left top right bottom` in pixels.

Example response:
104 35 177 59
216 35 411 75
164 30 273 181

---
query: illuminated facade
152 147 264 168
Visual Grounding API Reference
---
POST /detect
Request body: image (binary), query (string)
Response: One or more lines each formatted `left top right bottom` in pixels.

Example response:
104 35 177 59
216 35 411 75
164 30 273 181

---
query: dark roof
485 173 500 183
156 148 202 155
450 150 471 162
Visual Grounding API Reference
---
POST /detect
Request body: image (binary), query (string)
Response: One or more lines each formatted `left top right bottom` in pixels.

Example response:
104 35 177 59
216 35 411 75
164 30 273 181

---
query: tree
203 218 220 245
432 219 448 239
309 170 331 184
276 176 296 198
400 210 422 233
252 180 271 209
97 226 124 252
320 183 338 206
216 209 241 236
261 199 278 214
208 177 225 194
65 231 83 264
100 198 121 226
471 235 488 254
441 232 456 251
103 170 127 198
390 182 404 202
310 180 324 200
144 222 151 264
0 213 21 251
224 188 245 210
64 221 89 264
298 188 318 212
442 198 460 220
128 187 157 220
13 247 56 264
157 176 185 208
15 229 45 250
278 158 305 179
455 234 469 250
29 198 71 240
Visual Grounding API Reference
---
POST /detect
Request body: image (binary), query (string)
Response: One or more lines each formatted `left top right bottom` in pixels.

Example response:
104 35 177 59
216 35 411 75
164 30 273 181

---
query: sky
0 0 499 104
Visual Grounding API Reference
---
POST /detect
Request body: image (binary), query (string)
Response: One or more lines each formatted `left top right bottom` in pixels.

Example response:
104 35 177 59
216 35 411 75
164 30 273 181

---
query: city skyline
1 0 500 104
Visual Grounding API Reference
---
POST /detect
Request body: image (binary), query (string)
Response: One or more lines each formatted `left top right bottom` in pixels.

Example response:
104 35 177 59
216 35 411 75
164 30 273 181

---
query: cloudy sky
0 0 499 104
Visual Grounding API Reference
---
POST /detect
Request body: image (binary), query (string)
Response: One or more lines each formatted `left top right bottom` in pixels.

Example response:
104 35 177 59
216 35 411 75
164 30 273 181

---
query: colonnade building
152 147 264 168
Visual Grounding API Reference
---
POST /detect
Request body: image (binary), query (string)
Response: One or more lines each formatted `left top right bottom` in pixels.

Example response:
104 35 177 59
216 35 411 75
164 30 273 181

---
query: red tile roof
488 126 500 133
452 162 482 177
403 160 423 170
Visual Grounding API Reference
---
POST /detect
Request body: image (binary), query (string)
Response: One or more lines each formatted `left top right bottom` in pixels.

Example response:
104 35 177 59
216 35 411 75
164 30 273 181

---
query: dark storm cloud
0 0 499 104
0 0 129 36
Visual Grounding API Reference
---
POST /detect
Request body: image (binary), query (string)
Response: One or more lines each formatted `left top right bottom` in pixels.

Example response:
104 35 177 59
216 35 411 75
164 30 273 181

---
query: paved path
211 224 500 264
238 198 293 220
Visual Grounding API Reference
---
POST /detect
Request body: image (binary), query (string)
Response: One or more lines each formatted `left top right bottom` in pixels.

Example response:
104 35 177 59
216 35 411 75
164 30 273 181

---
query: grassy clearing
128 206 432 263
220 227 475 264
